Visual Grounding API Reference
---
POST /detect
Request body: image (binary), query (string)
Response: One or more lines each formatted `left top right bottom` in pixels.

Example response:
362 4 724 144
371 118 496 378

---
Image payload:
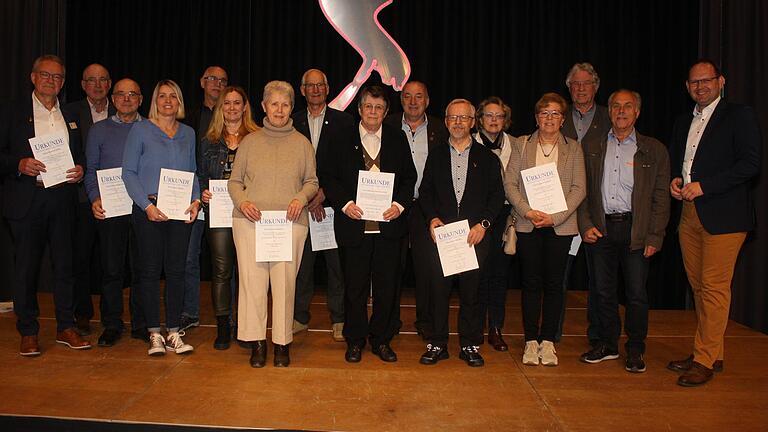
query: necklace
538 136 556 158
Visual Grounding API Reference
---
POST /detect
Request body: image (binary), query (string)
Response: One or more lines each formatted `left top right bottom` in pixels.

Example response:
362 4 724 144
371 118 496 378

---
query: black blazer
562 104 611 151
669 101 762 234
0 97 84 219
292 106 355 177
384 112 449 155
63 98 116 154
319 122 417 247
418 139 504 228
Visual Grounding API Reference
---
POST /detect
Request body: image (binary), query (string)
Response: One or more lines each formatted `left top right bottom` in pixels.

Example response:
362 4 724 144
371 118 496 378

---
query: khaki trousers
679 201 746 368
233 217 308 345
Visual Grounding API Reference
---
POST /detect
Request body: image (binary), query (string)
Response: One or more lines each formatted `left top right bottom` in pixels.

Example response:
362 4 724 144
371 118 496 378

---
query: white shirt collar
31 91 60 113
693 95 721 117
359 122 383 141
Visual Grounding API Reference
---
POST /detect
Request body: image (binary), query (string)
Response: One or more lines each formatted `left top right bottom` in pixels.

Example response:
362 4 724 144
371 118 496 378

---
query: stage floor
0 286 766 431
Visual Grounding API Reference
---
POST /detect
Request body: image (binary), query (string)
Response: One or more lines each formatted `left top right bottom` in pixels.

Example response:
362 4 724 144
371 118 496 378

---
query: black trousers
429 236 489 347
478 204 511 329
95 215 131 330
517 228 572 342
406 203 434 334
131 206 191 331
587 219 649 354
207 226 237 317
8 187 77 335
294 235 345 325
73 200 99 320
340 234 402 347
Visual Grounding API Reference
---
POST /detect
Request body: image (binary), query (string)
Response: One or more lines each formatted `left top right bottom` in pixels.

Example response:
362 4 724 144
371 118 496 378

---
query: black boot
213 316 231 350
274 343 290 367
250 340 267 368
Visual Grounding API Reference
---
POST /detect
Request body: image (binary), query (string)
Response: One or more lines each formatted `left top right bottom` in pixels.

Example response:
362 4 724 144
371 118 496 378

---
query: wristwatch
480 219 491 229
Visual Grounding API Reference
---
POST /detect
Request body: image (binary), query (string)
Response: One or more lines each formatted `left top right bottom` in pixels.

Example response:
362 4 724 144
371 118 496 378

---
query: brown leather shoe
667 355 723 373
20 335 41 357
56 328 92 350
487 328 509 352
677 361 714 387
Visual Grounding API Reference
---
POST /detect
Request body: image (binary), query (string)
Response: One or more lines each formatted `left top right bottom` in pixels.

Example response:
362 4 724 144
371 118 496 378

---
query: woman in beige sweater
228 80 318 368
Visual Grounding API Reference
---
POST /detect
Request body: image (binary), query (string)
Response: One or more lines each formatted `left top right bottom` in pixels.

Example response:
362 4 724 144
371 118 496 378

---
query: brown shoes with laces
20 335 40 356
56 328 92 350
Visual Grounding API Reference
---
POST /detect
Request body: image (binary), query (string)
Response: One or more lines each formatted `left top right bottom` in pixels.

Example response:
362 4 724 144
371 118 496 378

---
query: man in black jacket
418 99 504 367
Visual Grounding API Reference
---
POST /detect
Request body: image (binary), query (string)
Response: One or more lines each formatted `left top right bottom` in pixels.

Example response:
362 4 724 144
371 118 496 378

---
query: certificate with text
157 168 194 221
255 211 293 262
96 167 132 217
29 131 74 188
309 207 338 251
355 170 395 222
208 180 233 228
521 162 567 214
434 220 479 277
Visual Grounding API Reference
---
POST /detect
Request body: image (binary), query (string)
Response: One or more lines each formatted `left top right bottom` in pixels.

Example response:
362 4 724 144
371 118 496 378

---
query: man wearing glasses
559 62 611 348
180 65 229 332
417 99 504 367
319 85 416 363
667 60 761 386
291 69 354 342
0 54 91 356
64 63 116 337
83 78 145 347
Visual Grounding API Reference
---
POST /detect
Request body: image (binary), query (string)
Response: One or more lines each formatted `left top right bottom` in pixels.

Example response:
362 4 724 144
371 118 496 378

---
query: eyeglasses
362 103 386 112
84 77 110 86
569 80 595 88
303 82 327 90
482 112 506 120
537 110 563 119
203 76 228 86
36 71 64 82
687 76 719 87
114 91 141 99
446 115 473 123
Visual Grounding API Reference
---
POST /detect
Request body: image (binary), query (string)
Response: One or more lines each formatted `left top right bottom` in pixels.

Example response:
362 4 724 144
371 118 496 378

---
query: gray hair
607 89 642 111
565 62 600 89
444 98 475 117
32 54 66 75
301 69 328 86
263 80 295 107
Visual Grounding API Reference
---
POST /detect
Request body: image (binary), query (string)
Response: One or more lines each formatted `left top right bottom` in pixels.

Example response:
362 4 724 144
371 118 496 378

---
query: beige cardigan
503 131 586 235
228 118 319 226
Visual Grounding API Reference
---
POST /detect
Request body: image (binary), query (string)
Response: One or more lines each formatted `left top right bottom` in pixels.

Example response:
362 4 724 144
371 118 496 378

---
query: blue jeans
182 218 205 319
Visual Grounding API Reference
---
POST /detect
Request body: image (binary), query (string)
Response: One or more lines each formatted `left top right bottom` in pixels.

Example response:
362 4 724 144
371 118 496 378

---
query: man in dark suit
319 85 416 363
667 60 762 386
384 80 448 341
292 68 353 341
560 62 612 347
63 63 116 335
0 54 92 356
417 98 504 367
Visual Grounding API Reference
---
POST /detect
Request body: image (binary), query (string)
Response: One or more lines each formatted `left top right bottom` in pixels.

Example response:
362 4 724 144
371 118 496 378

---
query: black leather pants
207 226 237 317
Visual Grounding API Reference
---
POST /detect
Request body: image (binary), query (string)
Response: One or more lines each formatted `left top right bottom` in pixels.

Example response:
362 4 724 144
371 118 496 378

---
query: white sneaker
539 340 558 366
148 333 166 356
292 319 309 334
166 331 194 354
332 322 344 342
523 340 540 365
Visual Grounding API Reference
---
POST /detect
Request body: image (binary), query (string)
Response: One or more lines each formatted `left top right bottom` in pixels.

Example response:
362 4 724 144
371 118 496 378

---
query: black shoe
625 353 647 373
345 344 363 363
274 344 290 367
372 344 397 362
459 346 485 367
179 315 200 332
213 316 231 350
97 328 121 347
130 327 150 342
250 340 267 368
75 317 92 336
580 344 620 364
419 344 449 365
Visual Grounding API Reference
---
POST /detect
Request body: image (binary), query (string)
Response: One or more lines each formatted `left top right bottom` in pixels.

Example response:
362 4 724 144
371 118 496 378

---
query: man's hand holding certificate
309 207 338 251
355 170 395 222
433 219 479 277
28 131 76 187
156 168 196 222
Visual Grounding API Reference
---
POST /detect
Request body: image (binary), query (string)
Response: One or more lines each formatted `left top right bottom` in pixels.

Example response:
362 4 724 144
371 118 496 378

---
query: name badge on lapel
68 122 78 130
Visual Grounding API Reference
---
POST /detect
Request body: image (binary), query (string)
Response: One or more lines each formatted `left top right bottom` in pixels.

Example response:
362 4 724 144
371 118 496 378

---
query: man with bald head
180 65 229 331
291 68 354 341
64 63 117 336
84 78 146 346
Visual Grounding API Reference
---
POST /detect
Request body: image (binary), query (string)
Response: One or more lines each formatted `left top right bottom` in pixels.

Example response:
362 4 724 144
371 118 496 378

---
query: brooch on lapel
68 122 78 129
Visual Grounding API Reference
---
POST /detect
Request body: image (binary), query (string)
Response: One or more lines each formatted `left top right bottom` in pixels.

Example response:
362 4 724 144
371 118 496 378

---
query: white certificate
569 234 582 256
208 180 233 228
356 170 395 222
521 162 568 214
157 168 194 221
28 131 75 188
434 220 479 277
255 211 293 262
96 168 132 218
309 207 338 251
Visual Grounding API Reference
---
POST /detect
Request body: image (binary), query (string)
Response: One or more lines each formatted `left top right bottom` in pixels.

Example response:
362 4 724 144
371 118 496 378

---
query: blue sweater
84 115 142 203
122 119 200 210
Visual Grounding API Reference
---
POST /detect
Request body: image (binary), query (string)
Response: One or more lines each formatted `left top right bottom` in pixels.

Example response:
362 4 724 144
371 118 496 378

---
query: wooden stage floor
0 285 766 431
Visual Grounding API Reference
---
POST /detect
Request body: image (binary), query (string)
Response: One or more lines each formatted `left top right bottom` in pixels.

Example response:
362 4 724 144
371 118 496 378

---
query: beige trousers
679 201 746 368
232 217 308 345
